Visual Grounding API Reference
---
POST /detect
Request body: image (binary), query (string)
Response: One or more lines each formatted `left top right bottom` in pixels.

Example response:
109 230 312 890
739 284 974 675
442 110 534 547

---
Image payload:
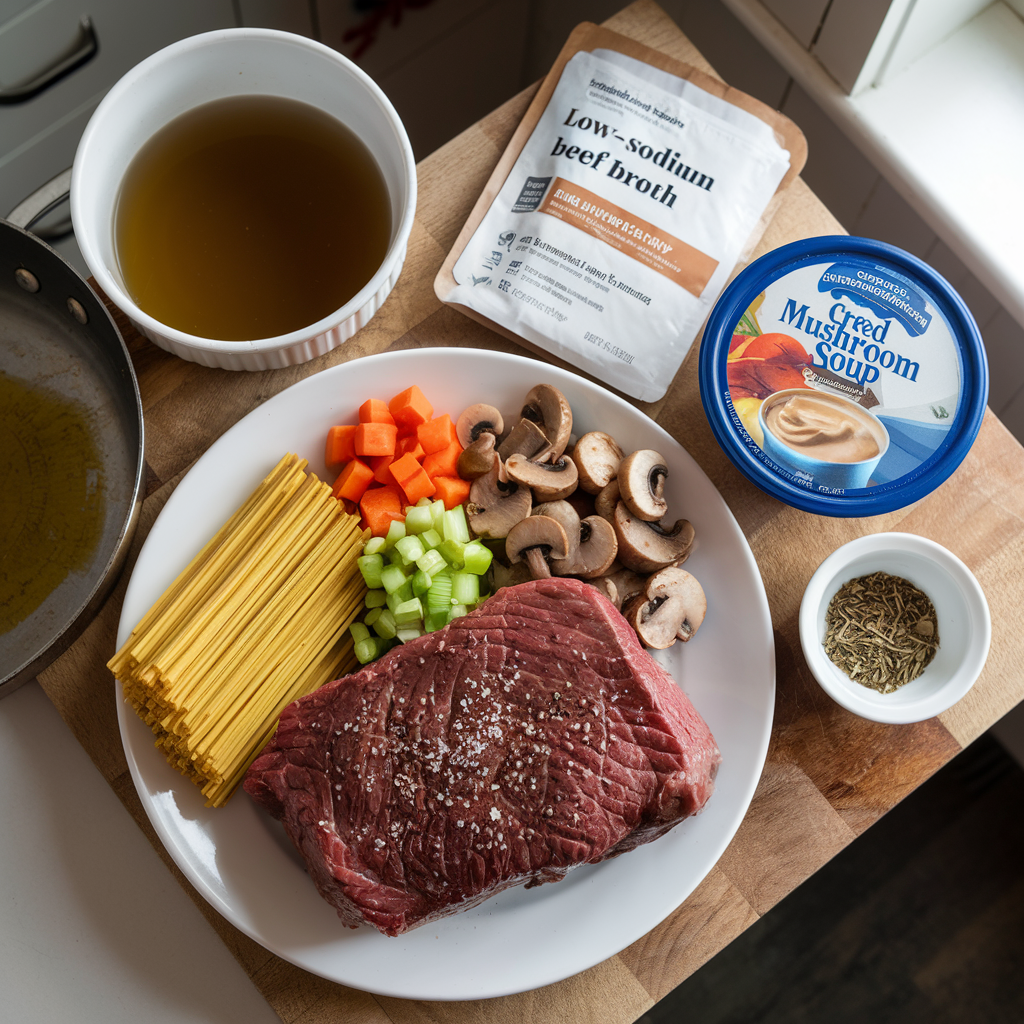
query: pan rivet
15 268 39 293
67 297 88 324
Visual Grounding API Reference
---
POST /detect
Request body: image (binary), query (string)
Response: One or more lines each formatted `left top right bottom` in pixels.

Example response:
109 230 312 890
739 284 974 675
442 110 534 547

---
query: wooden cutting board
37 2 1024 1021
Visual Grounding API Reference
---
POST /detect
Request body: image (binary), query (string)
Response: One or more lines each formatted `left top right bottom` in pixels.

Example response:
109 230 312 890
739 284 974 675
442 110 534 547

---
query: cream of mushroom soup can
699 236 988 516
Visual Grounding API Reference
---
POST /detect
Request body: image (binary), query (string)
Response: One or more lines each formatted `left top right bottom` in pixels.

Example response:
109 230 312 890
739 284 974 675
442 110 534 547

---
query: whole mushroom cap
570 432 625 495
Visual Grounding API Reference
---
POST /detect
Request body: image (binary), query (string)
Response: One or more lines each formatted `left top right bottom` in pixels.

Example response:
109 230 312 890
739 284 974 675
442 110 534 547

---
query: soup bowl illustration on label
757 388 889 490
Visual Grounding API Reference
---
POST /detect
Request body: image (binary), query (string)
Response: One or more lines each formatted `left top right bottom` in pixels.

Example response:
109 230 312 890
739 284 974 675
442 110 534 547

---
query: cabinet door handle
0 15 98 104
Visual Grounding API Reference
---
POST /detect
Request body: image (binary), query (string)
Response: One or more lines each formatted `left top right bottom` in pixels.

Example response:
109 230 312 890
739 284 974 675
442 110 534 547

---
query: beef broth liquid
115 95 391 341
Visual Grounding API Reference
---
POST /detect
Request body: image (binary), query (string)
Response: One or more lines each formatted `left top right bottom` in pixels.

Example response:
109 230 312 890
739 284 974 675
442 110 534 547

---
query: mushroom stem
524 547 552 579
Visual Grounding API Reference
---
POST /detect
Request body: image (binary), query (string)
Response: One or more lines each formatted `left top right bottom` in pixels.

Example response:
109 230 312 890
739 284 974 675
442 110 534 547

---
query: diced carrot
354 421 397 457
416 414 456 455
369 454 396 485
421 439 463 480
325 424 357 468
432 475 472 510
389 453 437 504
394 434 426 461
331 459 374 502
358 398 396 425
388 385 434 430
359 484 405 537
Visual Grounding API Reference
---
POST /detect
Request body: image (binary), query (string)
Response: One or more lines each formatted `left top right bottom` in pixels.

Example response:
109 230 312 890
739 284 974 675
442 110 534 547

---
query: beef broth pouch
436 24 806 402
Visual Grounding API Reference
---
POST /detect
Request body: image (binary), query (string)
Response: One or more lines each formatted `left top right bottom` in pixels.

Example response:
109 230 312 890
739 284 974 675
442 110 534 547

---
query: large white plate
116 348 774 1001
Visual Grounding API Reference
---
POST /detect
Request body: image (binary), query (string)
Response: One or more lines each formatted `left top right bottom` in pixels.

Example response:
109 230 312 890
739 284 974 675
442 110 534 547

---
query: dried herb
823 571 939 694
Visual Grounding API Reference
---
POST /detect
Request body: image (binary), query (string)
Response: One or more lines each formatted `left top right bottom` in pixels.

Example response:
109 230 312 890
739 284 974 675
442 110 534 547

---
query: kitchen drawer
0 0 235 215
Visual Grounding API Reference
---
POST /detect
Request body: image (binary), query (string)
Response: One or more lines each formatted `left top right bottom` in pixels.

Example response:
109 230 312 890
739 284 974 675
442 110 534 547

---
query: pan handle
7 167 73 231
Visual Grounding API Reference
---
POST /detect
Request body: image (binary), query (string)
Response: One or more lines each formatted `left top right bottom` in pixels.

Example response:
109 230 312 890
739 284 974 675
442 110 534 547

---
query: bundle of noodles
108 453 368 806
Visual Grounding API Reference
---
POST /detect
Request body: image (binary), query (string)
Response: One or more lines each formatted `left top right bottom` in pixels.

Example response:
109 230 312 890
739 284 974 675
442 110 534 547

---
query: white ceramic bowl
71 28 416 371
799 532 990 724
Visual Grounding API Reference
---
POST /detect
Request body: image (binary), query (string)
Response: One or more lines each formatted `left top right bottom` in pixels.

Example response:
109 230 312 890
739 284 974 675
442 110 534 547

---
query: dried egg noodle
108 454 368 806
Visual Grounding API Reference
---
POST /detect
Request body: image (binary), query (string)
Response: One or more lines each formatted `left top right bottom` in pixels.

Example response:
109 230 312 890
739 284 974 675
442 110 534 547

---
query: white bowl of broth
71 28 416 371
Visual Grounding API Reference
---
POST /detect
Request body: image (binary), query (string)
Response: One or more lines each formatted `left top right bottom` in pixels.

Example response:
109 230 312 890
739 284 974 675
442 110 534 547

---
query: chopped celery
462 540 492 575
373 608 398 639
416 548 447 577
430 499 446 530
395 534 425 566
380 563 409 594
424 610 448 632
447 603 469 623
442 506 470 544
386 580 414 611
438 538 465 567
404 505 433 534
420 528 442 550
354 638 380 664
356 497 486 662
451 572 479 606
393 597 424 625
426 572 453 612
384 519 406 549
363 536 386 556
357 553 384 589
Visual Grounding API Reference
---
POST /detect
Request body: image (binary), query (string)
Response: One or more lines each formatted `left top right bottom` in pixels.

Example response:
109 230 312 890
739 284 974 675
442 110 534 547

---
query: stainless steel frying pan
1 170 144 697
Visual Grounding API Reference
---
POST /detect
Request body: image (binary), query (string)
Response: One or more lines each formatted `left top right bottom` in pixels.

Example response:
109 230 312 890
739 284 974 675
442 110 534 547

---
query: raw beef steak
244 577 720 936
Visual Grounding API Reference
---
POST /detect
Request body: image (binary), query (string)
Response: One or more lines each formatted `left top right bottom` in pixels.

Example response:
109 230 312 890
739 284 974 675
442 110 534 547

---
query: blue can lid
699 236 987 517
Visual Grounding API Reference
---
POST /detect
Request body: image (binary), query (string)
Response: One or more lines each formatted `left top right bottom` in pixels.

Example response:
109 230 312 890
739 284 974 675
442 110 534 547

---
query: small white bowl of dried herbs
799 533 991 724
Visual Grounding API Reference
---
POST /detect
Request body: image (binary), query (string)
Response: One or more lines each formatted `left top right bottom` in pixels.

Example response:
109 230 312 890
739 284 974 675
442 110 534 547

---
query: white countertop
0 680 281 1024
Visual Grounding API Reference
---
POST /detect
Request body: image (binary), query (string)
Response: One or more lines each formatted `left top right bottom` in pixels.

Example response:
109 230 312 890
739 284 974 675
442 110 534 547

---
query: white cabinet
0 0 235 216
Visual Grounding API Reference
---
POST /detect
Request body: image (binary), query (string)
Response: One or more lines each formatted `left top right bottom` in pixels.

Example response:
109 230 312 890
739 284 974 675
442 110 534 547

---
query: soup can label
724 257 962 494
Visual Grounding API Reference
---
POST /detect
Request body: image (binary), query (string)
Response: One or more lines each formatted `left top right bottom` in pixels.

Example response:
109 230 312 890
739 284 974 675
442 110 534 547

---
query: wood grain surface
35 3 1024 1021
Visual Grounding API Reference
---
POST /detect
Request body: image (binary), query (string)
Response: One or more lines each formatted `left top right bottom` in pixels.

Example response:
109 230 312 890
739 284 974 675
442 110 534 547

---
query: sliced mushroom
589 563 646 610
456 403 504 448
570 432 625 495
552 514 618 579
594 478 620 524
520 384 573 459
506 515 570 580
613 501 695 573
618 449 669 522
457 432 498 479
497 417 551 462
505 452 579 502
622 567 706 648
466 463 532 539
532 500 581 539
